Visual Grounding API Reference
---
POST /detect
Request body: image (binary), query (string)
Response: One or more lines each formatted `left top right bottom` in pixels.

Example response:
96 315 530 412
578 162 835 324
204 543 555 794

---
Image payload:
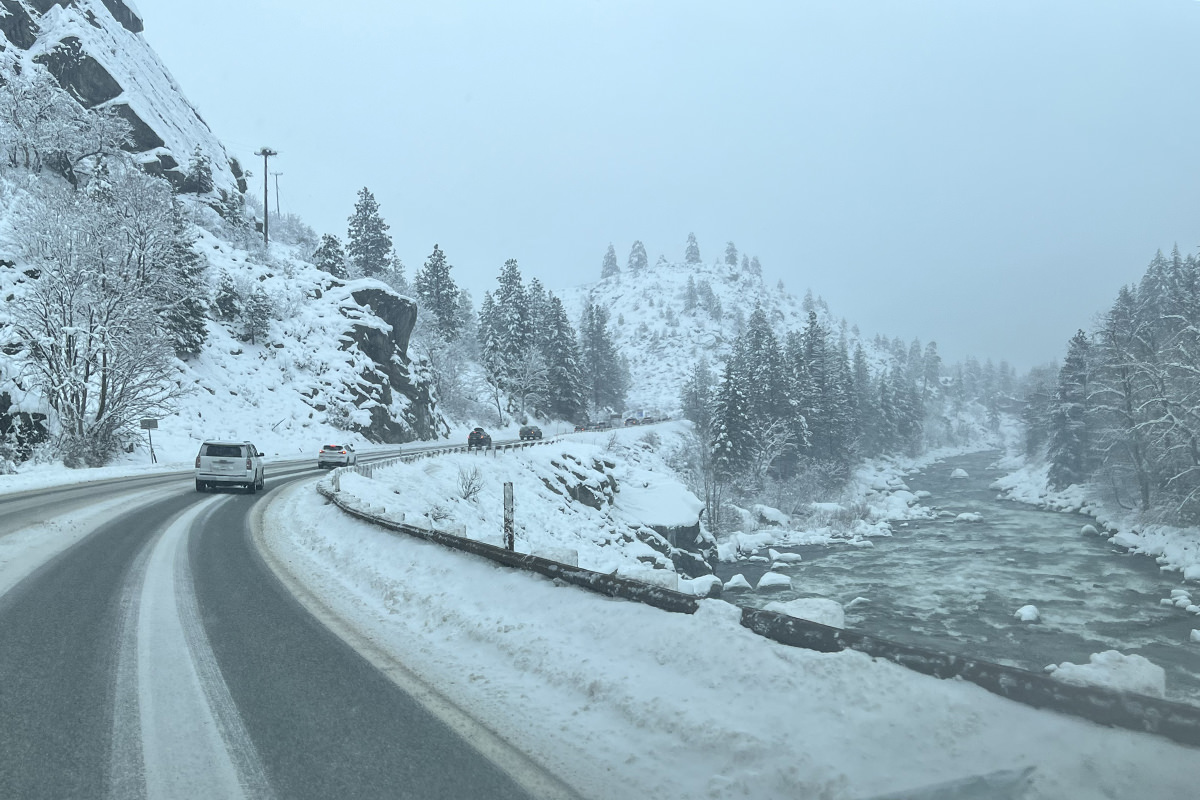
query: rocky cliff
1 0 237 191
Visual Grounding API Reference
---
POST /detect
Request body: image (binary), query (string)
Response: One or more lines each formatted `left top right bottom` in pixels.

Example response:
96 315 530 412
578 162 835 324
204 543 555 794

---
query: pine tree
540 294 587 422
311 234 348 279
601 243 620 280
180 145 214 194
683 276 699 313
685 232 701 265
156 207 209 359
627 240 648 274
1048 330 1094 489
243 285 273 345
414 243 460 340
346 187 393 277
750 256 762 277
725 241 738 267
579 301 627 413
213 270 241 320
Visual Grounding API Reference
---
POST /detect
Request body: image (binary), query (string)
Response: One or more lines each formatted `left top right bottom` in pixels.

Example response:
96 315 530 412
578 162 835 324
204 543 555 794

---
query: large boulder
336 286 440 443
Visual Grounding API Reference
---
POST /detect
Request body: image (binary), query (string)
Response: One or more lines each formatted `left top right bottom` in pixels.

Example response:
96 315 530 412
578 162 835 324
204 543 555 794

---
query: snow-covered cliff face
0 0 239 192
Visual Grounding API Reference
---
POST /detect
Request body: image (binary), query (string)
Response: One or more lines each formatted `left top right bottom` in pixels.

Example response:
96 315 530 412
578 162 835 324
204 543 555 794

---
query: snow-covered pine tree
156 205 209 359
741 254 750 273
540 294 587 422
346 187 393 277
601 243 620 280
243 285 273 345
213 270 242 320
579 301 627 414
750 256 762 277
311 234 348 279
627 240 648 275
685 232 701 265
414 244 460 340
1047 330 1094 490
180 145 214 194
683 276 699 313
725 241 738 267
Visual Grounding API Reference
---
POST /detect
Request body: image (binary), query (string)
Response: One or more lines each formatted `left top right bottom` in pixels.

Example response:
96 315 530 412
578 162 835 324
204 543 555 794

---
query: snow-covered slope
559 257 837 415
1 0 238 190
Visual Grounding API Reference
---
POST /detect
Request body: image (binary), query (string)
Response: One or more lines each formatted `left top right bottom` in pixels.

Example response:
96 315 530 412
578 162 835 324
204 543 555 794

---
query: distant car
195 440 265 493
624 418 639 427
317 443 357 468
641 416 656 425
519 425 543 440
467 427 492 449
573 423 587 432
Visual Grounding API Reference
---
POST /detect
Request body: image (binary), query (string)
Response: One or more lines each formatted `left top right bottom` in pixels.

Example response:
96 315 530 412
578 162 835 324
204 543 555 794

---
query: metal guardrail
317 438 1200 749
331 438 555 490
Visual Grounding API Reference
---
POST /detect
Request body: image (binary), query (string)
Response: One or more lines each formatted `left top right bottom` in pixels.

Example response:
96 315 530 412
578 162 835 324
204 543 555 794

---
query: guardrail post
503 482 515 551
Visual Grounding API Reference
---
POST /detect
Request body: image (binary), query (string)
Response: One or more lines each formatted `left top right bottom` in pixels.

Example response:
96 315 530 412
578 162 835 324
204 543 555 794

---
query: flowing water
716 451 1200 704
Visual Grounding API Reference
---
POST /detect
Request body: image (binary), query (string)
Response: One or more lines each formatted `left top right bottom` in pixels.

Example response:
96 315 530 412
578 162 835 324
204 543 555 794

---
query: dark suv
519 425 542 440
467 427 492 449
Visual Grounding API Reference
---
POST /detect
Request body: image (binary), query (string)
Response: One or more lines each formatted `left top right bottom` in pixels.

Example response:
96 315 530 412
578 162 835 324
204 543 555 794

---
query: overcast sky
132 0 1200 370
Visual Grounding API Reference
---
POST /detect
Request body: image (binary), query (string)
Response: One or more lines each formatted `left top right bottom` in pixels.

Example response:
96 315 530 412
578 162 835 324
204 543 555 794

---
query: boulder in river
951 468 970 479
1080 524 1099 536
1014 604 1041 622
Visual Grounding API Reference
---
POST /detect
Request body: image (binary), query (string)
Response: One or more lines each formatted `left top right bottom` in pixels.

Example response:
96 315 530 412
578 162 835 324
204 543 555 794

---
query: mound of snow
955 512 984 523
767 549 802 564
764 598 845 629
951 468 970 479
1013 605 1040 623
756 572 792 591
1191 630 1200 644
1047 651 1166 698
1080 524 1099 536
680 574 722 597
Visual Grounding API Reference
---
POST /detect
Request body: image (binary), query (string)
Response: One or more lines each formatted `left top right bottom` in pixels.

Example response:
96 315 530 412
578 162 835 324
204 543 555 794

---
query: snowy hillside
1 0 238 191
559 255 842 415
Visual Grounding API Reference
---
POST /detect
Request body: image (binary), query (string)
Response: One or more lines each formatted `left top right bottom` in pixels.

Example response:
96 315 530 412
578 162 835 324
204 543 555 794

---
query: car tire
258 472 265 490
195 479 204 492
246 479 256 495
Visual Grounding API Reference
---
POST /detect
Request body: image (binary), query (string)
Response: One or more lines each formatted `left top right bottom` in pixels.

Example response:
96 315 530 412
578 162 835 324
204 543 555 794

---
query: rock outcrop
2 0 236 191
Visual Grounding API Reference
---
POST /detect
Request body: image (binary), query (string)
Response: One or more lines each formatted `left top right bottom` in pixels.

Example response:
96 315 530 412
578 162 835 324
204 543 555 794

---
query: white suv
195 441 265 493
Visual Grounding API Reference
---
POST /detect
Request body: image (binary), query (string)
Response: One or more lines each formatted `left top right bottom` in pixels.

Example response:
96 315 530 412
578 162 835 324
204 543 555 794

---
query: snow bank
1046 651 1167 698
764 598 845 629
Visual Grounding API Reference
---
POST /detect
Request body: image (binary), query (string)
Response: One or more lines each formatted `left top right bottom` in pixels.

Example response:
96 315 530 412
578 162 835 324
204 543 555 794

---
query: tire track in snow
110 495 275 800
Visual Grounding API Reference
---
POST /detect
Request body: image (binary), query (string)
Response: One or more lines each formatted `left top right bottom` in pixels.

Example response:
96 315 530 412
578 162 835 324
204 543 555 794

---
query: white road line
110 496 275 800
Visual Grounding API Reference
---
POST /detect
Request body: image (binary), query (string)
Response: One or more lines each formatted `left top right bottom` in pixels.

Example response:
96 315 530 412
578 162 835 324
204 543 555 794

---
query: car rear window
203 444 244 458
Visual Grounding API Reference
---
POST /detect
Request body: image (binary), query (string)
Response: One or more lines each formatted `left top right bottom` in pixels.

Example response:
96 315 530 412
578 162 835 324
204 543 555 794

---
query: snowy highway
0 452 557 800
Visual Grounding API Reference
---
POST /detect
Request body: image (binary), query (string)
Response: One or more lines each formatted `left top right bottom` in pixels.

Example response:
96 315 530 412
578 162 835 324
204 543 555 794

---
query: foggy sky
132 0 1200 371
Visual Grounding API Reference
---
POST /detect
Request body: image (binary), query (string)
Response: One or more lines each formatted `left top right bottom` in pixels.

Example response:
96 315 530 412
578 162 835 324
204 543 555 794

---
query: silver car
317 443 357 468
195 441 265 493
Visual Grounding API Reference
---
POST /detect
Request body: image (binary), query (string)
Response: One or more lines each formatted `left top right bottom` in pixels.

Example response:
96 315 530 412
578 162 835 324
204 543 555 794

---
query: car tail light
245 457 252 470
195 456 200 468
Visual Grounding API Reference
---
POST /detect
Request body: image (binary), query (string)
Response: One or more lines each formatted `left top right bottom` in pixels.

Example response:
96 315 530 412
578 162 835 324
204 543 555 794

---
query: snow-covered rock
955 512 984 523
767 549 802 564
755 572 792 592
722 574 752 592
951 468 970 479
1046 651 1166 698
1013 605 1040 623
764 598 845 629
1191 630 1200 644
1080 524 1099 536
680 574 723 598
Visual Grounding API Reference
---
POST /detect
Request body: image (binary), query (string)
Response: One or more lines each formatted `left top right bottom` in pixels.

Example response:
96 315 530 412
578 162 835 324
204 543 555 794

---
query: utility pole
271 171 283 216
254 147 277 245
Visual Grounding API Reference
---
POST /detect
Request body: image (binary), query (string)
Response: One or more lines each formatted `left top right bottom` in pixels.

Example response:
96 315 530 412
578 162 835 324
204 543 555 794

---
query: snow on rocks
1046 651 1167 698
755 572 792 592
680 574 723 597
764 598 845 629
1014 605 1041 623
1191 630 1200 644
954 512 984 523
722 574 752 592
768 548 802 564
1080 524 1099 536
950 468 970 479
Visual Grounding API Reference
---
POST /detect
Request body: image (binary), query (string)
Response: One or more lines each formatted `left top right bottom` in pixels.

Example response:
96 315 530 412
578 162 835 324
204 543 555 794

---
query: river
715 450 1200 704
